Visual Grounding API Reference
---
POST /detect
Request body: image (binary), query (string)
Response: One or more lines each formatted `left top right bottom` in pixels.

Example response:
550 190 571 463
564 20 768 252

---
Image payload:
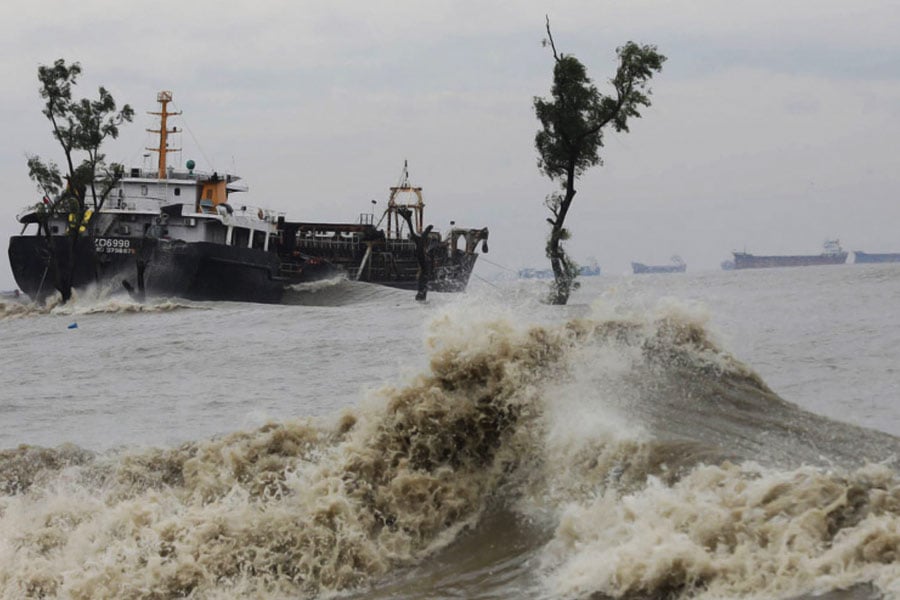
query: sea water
0 264 898 599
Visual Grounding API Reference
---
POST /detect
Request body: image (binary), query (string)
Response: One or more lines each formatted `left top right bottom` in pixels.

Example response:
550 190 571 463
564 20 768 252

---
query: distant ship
631 255 686 274
853 251 900 264
518 260 601 279
517 267 553 279
579 259 602 276
732 240 848 270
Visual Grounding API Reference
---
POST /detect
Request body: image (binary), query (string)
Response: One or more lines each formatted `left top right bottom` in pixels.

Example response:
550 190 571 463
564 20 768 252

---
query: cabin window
51 225 59 234
174 187 181 197
252 230 266 250
232 227 249 248
141 185 148 196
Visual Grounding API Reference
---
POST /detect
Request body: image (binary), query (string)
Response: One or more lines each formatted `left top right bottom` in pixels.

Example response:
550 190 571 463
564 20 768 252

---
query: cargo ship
8 92 488 304
732 240 848 270
853 251 900 264
631 255 686 274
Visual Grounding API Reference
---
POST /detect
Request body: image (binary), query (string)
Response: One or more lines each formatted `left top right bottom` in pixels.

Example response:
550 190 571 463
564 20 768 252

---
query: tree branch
544 15 560 62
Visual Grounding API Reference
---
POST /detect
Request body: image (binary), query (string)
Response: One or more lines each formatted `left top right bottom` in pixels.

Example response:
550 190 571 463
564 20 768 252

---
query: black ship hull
8 235 330 304
10 229 475 303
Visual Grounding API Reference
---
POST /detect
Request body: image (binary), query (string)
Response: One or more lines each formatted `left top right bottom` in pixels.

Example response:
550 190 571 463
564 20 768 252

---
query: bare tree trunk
547 167 578 305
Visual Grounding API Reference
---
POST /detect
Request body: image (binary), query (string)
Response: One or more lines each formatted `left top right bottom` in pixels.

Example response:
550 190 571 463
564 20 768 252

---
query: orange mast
146 91 181 179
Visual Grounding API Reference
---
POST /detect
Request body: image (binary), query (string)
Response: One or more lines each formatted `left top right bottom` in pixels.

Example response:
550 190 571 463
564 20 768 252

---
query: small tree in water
534 18 665 304
26 59 133 303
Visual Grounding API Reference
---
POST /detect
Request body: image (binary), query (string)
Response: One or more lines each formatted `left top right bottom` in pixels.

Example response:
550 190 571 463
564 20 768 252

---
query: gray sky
2 0 899 289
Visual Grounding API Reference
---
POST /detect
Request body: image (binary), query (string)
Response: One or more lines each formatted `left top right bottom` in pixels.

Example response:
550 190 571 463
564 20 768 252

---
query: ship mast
146 91 181 179
387 160 425 237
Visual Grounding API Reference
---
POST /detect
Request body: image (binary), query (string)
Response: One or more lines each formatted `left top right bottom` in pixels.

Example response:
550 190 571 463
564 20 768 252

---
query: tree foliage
534 18 665 304
26 59 134 302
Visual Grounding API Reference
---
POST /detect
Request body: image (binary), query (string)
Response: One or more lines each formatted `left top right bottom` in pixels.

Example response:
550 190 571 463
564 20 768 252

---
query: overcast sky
2 0 899 289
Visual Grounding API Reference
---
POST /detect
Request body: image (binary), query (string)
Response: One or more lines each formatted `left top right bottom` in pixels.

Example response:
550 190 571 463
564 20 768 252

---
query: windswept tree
26 59 133 303
534 18 665 304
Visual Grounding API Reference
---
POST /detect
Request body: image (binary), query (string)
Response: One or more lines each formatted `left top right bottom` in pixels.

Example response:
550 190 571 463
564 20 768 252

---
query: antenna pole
147 91 181 179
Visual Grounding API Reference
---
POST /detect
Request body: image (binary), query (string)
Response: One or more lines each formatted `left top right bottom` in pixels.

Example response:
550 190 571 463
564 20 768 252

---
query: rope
172 102 215 172
36 263 49 300
471 271 501 290
477 256 518 273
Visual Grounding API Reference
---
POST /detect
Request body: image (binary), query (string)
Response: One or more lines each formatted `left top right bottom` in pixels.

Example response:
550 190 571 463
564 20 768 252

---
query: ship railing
214 205 278 221
108 199 141 211
384 238 414 251
297 237 363 251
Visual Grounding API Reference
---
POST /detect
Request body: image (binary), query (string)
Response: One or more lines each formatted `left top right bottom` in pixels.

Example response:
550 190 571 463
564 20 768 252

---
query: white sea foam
1 288 899 599
540 460 900 599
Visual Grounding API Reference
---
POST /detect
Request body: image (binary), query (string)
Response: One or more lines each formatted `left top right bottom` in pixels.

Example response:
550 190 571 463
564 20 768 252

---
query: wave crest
2 310 898 598
542 461 900 599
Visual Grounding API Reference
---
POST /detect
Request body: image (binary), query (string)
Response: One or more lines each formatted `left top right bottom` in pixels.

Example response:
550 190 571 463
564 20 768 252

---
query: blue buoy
67 322 78 329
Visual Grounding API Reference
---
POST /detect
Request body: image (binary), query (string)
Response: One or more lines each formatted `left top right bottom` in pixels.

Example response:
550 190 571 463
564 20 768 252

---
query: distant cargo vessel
853 251 900 264
632 255 685 274
518 260 601 279
733 240 847 270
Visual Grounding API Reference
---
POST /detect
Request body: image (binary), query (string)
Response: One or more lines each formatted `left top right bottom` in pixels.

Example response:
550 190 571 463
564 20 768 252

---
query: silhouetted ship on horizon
853 250 900 264
631 255 686 274
732 240 847 270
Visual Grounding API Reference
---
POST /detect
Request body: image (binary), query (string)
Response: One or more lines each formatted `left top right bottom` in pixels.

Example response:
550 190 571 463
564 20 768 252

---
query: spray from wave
541 460 900 599
282 276 412 306
1 306 898 599
0 287 200 320
0 312 574 597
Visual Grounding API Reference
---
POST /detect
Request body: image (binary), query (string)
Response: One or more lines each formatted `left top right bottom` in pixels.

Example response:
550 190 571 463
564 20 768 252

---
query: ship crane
385 160 425 238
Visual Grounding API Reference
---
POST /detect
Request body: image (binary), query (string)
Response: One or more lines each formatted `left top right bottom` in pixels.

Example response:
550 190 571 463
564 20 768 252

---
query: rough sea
1 263 898 599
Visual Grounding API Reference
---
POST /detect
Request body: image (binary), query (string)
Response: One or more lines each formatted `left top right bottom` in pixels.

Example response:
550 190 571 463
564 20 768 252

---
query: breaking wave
0 298 41 320
0 290 200 320
282 276 411 306
1 306 898 599
51 297 200 316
